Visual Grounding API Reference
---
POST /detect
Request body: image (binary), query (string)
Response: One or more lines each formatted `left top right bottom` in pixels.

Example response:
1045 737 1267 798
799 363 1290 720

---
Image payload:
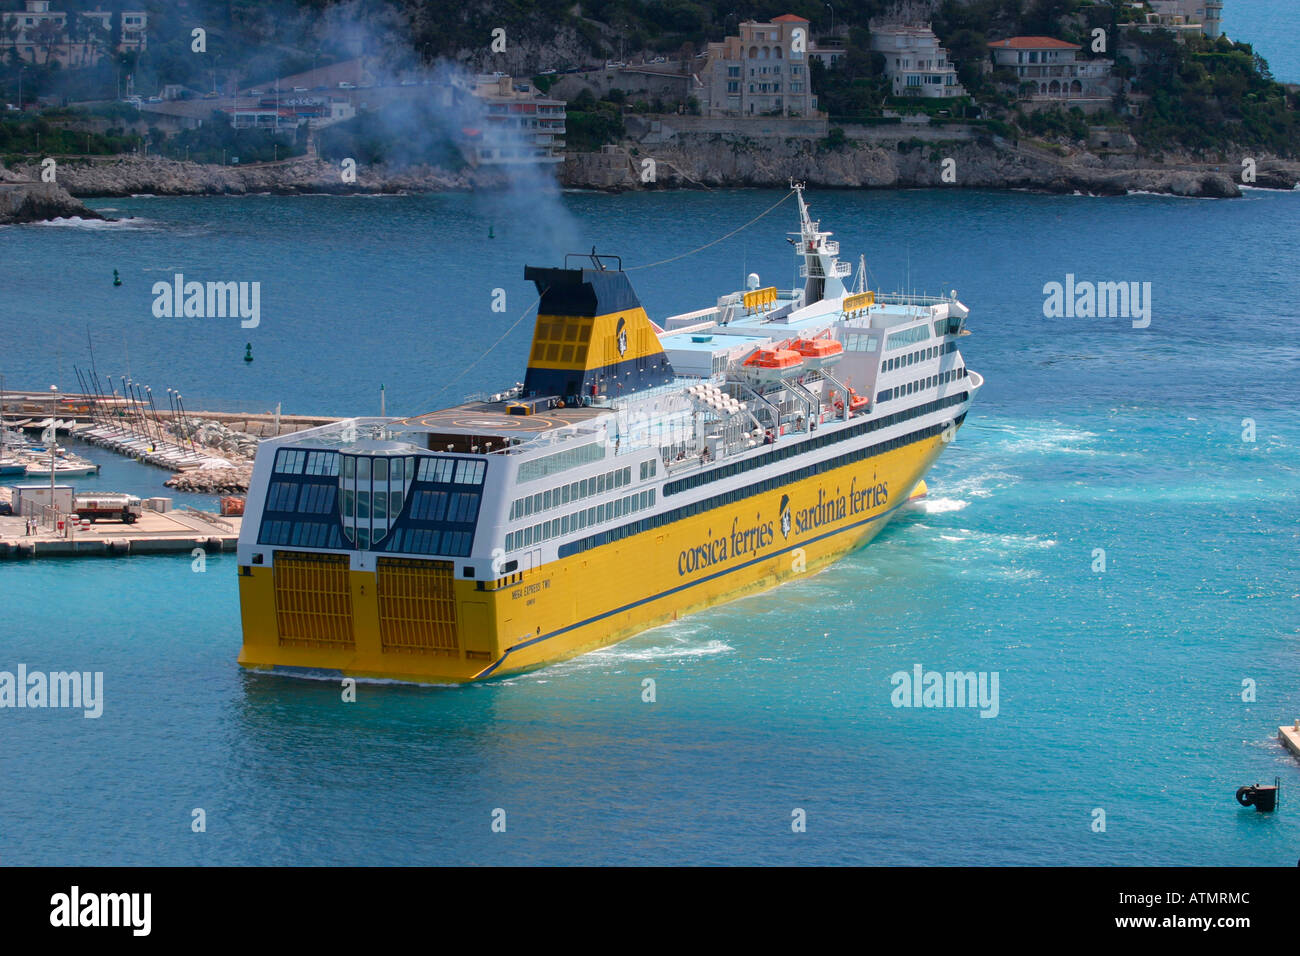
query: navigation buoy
112 269 122 287
488 224 495 239
243 343 254 364
1235 780 1279 813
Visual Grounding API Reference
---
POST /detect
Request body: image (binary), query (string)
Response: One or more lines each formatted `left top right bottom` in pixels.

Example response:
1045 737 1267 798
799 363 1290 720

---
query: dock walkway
0 510 240 559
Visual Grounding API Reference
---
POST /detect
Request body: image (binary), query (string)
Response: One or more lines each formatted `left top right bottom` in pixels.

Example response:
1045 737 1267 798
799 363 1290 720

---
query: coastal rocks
562 133 1278 198
1252 162 1300 190
0 175 107 224
7 155 474 198
167 418 259 459
164 465 253 495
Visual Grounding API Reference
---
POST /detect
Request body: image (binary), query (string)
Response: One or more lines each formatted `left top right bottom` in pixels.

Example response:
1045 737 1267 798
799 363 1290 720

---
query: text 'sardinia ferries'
237 185 983 683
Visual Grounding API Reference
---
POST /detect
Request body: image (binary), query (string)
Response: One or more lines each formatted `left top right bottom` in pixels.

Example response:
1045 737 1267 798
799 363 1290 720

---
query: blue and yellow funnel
523 257 674 401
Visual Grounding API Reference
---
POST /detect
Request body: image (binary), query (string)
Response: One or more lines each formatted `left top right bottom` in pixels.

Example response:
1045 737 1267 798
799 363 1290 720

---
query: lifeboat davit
743 346 803 382
790 336 844 369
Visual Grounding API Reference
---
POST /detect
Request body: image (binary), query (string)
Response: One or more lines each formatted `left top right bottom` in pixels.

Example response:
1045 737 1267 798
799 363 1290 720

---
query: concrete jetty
2 390 339 437
1281 722 1300 761
0 510 240 560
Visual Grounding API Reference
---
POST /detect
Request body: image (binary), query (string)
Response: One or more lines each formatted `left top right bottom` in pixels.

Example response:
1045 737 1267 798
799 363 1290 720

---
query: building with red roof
988 36 1113 102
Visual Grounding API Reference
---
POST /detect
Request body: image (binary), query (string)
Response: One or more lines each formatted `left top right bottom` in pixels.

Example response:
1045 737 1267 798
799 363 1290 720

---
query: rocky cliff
0 168 107 224
5 138 1297 201
561 134 1300 198
3 155 476 197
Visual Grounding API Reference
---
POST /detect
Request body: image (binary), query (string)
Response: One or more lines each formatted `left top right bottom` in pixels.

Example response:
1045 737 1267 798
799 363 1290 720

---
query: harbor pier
0 509 240 560
1281 723 1300 762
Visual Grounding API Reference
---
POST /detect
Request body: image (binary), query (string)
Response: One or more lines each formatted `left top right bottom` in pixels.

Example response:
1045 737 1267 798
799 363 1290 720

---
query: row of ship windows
663 391 971 496
341 488 407 521
273 449 486 487
275 449 341 476
506 489 656 553
883 341 958 373
260 516 476 557
885 324 932 350
384 527 474 557
877 367 966 406
260 520 343 549
560 413 967 559
413 457 484 485
509 465 634 520
517 441 604 483
266 481 336 514
406 489 480 524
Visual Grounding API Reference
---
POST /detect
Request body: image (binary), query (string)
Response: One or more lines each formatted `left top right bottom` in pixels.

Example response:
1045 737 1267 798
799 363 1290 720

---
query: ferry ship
237 186 983 683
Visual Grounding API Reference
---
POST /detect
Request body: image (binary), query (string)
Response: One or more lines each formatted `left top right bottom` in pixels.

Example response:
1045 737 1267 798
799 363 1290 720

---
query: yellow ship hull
238 431 951 684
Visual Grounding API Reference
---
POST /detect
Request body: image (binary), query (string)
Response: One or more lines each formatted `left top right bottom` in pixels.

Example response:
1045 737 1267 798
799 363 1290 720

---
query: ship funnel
522 255 674 402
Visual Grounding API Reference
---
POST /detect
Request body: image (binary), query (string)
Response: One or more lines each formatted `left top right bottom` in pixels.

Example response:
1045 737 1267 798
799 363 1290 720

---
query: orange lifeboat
832 387 870 415
790 336 844 369
743 346 803 382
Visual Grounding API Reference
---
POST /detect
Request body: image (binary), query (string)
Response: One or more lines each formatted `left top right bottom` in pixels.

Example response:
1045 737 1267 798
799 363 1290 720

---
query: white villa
1140 1 1224 39
869 23 966 99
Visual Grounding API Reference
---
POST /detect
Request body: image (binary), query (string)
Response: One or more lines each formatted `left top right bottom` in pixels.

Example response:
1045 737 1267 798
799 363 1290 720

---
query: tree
31 20 64 67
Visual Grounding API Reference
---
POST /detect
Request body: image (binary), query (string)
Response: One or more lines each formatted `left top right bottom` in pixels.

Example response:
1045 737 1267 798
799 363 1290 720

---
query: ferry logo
616 317 628 357
779 494 791 540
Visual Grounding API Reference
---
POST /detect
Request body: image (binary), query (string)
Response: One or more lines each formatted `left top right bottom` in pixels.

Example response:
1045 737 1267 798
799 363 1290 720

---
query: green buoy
488 224 495 239
243 343 254 363
112 269 121 287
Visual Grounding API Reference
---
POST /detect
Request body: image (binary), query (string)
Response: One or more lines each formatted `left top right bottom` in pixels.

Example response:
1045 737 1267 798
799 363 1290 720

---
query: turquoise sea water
2 184 1298 865
1228 0 1300 82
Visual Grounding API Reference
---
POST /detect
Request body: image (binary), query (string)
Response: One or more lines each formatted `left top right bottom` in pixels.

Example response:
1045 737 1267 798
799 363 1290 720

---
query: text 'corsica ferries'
236 185 983 683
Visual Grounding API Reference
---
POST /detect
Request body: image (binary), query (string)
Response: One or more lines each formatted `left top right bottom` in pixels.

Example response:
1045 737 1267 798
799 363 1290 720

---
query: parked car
292 86 307 92
249 89 264 95
651 56 666 64
145 95 162 103
338 81 356 89
202 91 219 99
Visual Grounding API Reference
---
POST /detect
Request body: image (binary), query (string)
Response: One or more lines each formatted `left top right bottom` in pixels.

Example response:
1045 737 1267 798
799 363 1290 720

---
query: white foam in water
982 420 1099 456
30 216 153 230
587 637 733 665
536 634 734 677
936 527 1058 552
914 496 968 514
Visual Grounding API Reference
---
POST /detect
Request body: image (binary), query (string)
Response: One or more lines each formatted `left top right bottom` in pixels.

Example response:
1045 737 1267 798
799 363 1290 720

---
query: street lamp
826 2 834 36
47 385 57 523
